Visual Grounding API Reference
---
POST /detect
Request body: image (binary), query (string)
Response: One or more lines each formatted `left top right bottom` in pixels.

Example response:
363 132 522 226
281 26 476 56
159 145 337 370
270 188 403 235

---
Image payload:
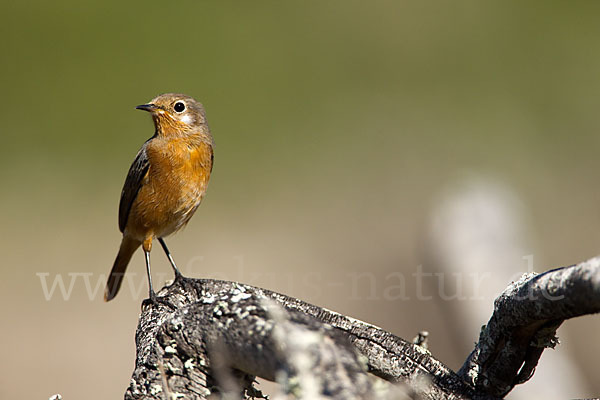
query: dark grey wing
118 143 150 233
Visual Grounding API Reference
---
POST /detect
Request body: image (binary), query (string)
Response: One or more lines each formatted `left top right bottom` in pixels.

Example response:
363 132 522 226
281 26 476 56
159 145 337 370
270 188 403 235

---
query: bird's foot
173 270 185 282
172 272 199 299
141 292 177 311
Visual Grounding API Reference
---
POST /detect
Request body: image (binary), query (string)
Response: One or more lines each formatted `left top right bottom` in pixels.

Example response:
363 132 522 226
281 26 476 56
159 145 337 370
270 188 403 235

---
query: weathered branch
124 257 600 399
459 257 600 397
125 278 474 399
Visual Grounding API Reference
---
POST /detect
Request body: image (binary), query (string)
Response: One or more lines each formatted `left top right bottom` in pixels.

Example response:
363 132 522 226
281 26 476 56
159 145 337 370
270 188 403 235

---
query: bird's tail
104 236 141 301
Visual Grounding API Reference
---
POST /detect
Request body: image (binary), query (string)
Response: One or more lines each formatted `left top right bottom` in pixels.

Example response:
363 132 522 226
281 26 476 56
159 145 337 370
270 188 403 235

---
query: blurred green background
2 1 600 398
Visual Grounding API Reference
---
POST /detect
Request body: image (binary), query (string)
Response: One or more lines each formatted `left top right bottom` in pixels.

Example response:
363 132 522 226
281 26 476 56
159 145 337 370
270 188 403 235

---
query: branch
123 256 600 399
124 278 474 399
458 257 600 397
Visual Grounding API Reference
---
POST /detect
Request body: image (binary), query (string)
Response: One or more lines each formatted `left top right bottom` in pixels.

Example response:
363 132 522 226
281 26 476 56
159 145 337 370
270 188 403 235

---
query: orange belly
125 138 212 242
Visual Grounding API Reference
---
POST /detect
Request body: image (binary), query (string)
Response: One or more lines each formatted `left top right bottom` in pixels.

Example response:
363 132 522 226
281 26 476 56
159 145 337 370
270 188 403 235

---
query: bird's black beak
136 103 160 112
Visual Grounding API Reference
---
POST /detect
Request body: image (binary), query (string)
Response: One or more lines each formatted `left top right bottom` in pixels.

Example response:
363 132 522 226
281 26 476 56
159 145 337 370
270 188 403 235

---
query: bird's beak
135 103 160 112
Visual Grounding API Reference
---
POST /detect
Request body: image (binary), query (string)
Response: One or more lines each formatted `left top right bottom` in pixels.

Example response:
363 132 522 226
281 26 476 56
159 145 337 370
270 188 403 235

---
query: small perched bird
104 93 213 302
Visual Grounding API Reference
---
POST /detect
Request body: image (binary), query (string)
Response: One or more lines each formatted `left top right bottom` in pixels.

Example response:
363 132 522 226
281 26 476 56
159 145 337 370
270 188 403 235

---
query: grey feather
118 140 151 232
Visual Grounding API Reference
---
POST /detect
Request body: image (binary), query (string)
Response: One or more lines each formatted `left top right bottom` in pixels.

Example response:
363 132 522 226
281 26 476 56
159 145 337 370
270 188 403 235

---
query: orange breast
126 137 213 241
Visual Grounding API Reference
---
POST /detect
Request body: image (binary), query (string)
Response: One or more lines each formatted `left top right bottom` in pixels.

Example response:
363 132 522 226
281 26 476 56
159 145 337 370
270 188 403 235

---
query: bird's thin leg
141 248 176 310
144 249 157 301
158 237 183 280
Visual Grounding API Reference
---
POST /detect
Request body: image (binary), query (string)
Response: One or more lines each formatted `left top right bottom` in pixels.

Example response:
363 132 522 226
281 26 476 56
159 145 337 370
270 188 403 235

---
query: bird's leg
144 249 157 302
158 238 196 299
158 237 183 281
141 246 177 310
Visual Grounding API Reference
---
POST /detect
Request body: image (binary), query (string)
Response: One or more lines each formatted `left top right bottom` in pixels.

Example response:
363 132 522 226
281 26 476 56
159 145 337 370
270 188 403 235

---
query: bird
104 93 213 302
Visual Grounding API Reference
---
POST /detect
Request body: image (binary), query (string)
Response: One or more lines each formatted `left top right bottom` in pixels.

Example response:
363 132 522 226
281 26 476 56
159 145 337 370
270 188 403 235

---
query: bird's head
136 93 209 138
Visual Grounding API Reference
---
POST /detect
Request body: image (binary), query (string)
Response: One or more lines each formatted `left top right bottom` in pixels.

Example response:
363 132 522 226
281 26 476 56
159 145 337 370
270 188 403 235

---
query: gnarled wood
125 278 473 399
459 258 600 397
124 256 600 399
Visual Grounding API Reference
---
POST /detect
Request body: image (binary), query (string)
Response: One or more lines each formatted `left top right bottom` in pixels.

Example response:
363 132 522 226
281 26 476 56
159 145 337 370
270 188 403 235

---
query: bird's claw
141 293 177 311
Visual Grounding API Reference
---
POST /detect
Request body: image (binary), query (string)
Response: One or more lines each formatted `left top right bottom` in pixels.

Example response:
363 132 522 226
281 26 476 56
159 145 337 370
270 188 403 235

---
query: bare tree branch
124 278 474 399
458 257 600 397
124 256 600 399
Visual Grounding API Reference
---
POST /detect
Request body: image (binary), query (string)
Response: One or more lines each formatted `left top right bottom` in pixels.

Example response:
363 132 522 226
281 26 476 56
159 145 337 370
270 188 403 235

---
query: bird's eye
174 101 186 113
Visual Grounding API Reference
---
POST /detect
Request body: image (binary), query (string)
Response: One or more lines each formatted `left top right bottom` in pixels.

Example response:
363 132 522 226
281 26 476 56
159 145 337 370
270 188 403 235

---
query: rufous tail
104 236 141 301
